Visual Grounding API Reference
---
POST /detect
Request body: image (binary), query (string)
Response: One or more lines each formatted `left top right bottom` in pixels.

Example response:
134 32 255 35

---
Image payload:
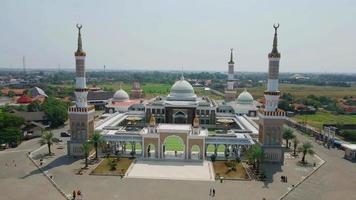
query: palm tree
297 142 314 163
292 137 300 156
82 141 91 168
90 131 103 160
41 131 54 155
283 127 295 148
246 144 264 173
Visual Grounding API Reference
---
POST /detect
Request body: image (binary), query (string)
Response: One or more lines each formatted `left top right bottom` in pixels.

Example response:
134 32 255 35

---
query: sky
0 0 356 73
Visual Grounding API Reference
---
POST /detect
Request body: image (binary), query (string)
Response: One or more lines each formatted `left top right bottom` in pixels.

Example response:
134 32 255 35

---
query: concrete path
0 138 64 200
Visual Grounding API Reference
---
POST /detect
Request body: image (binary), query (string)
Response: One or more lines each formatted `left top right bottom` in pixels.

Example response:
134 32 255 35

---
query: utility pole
22 56 26 75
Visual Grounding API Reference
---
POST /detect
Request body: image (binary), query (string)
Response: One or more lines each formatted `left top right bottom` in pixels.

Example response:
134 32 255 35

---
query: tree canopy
42 97 68 128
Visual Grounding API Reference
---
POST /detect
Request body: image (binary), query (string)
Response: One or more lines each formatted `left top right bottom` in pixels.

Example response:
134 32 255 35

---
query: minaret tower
258 24 286 163
68 24 95 156
224 49 237 101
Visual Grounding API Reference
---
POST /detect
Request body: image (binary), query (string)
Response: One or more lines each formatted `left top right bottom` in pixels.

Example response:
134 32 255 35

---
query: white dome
113 89 129 102
237 89 254 104
167 77 196 101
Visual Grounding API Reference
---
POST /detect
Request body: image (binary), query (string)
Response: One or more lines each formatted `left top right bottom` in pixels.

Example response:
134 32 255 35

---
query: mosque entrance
162 135 186 159
173 111 187 124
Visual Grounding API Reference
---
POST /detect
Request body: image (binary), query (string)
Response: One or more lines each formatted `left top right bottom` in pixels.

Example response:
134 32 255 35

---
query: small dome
237 89 254 104
167 76 196 101
113 89 129 102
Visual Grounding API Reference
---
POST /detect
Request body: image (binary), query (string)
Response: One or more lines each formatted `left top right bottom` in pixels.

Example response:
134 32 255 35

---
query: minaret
74 24 88 108
68 24 95 156
258 24 286 163
228 48 234 81
224 48 237 101
265 24 281 112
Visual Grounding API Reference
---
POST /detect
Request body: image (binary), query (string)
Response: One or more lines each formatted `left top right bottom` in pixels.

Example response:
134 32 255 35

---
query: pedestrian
285 176 288 183
209 188 212 196
212 188 215 197
72 190 76 200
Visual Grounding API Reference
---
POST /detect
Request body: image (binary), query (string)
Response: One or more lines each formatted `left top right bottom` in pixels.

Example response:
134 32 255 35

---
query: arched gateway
142 123 205 160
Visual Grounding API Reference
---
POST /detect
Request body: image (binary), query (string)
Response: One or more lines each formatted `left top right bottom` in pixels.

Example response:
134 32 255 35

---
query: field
237 84 356 99
292 111 356 130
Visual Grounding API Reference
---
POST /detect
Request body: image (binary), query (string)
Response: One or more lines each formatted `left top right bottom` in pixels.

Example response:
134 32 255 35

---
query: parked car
60 132 70 137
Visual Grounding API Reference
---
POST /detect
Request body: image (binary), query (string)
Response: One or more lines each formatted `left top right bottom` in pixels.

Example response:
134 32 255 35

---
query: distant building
105 88 143 113
131 81 143 99
224 49 237 101
16 95 33 104
1 88 26 96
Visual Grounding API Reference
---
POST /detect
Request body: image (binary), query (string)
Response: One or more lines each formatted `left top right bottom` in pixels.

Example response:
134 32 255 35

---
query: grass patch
212 160 249 180
237 84 356 99
91 157 134 176
292 111 356 130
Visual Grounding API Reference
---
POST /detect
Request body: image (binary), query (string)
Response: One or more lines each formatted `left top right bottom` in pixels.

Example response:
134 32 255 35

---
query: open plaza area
1 128 356 200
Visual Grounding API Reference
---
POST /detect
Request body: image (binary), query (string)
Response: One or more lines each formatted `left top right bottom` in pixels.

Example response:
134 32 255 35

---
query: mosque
67 24 285 163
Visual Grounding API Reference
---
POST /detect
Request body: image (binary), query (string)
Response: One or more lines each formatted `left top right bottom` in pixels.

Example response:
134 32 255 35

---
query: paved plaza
1 125 356 200
127 160 214 181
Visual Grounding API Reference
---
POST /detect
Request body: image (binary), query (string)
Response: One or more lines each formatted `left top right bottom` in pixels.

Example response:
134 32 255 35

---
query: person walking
212 188 215 197
209 188 212 196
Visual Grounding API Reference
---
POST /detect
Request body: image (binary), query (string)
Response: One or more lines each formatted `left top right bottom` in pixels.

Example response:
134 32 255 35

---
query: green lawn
292 111 356 130
124 137 225 152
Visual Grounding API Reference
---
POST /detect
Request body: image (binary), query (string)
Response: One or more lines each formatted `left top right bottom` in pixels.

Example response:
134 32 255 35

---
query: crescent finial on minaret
228 48 234 64
75 24 86 56
269 23 280 57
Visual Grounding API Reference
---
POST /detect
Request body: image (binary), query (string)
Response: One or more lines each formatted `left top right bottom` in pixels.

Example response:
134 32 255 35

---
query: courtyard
127 160 214 181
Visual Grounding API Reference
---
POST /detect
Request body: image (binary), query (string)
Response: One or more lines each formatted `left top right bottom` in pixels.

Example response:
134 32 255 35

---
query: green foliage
0 127 23 145
90 132 103 160
246 144 263 171
0 112 25 145
0 112 25 129
108 158 117 171
82 141 91 168
41 131 54 155
27 100 42 112
339 130 356 141
283 127 295 148
42 97 68 128
297 142 314 163
8 91 15 97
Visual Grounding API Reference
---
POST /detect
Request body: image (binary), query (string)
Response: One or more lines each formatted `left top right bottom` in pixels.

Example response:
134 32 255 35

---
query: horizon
1 0 356 73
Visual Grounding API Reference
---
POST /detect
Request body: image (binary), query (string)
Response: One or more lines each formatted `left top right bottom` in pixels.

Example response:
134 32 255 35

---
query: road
0 125 69 200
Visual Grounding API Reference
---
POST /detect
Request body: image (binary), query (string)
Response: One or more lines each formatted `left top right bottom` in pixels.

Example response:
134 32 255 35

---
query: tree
8 91 15 98
292 137 299 156
297 142 314 164
42 97 68 128
82 141 91 168
0 112 25 129
283 127 295 148
90 132 103 160
246 144 263 173
0 127 23 145
0 112 25 145
27 100 42 112
41 131 54 155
